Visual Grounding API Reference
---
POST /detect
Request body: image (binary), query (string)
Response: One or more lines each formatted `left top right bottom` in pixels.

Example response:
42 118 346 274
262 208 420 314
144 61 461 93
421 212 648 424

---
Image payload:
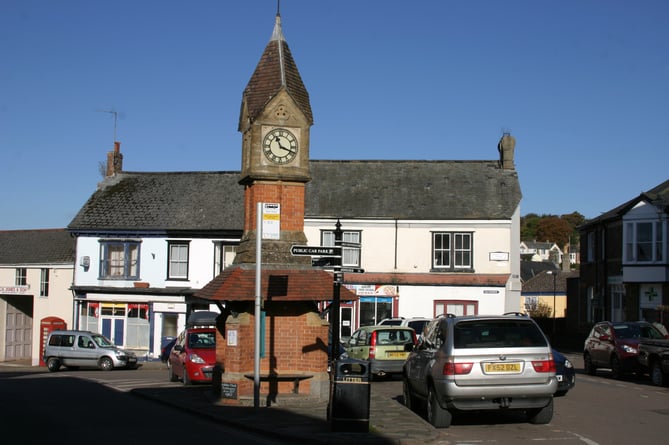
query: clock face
262 128 298 164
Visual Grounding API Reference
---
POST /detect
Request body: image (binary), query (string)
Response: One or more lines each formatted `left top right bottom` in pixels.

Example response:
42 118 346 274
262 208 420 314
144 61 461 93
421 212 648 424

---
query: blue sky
2 0 668 230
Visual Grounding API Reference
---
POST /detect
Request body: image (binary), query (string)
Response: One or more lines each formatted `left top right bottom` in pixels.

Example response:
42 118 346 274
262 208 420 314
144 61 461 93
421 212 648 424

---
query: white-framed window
99 240 140 279
432 232 473 271
624 220 665 263
168 241 189 280
40 268 49 297
15 268 27 286
322 230 361 267
213 242 238 276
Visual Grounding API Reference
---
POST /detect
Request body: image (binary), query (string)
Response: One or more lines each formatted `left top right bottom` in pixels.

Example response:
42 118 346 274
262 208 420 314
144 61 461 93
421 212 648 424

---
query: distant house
0 229 75 365
520 240 563 264
576 179 669 332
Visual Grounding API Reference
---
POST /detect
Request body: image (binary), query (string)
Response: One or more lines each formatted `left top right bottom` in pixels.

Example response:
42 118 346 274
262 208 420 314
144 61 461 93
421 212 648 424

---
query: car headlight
189 353 206 364
621 345 638 354
564 359 573 369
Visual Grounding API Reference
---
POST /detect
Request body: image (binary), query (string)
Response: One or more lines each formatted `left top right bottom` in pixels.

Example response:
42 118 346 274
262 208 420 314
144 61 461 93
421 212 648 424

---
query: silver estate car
403 313 557 428
43 330 137 372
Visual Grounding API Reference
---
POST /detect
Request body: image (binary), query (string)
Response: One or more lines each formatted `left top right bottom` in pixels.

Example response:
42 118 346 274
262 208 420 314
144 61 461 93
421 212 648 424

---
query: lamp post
547 271 557 335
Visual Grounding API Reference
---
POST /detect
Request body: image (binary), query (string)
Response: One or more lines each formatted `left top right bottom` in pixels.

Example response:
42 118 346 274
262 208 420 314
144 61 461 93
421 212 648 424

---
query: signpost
290 245 341 257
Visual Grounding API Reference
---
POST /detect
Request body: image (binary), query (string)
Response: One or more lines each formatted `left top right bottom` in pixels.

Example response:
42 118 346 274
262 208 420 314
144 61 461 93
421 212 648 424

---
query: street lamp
547 271 557 335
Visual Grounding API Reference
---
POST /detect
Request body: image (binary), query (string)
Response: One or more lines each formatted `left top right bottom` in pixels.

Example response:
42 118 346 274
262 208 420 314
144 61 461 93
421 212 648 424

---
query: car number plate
484 362 521 373
386 351 408 359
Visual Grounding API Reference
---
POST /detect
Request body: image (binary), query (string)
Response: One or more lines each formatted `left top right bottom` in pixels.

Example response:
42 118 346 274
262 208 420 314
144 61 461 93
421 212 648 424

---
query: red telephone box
39 317 67 366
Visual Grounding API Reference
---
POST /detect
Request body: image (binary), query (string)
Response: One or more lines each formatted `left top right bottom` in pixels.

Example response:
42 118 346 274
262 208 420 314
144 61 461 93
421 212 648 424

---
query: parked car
168 311 218 385
638 334 669 386
403 313 557 428
379 317 432 337
43 330 137 372
345 325 417 378
552 349 575 396
583 321 664 379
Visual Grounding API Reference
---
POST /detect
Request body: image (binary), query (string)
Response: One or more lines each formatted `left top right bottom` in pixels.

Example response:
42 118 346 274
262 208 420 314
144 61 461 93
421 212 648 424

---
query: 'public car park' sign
290 245 341 257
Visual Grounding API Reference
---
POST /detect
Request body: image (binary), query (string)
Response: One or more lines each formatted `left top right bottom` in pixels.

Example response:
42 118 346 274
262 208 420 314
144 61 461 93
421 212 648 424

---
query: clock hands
274 136 296 153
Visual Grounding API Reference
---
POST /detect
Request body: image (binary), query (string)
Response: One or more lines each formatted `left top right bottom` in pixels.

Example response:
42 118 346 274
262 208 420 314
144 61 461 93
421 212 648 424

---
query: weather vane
97 109 119 143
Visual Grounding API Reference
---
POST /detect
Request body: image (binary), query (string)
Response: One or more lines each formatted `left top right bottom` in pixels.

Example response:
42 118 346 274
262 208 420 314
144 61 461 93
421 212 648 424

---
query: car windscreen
92 334 115 347
613 323 663 339
454 320 548 348
188 332 216 348
374 329 414 345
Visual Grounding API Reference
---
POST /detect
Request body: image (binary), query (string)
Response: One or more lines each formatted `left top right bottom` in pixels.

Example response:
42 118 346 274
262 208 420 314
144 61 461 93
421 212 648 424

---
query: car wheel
650 360 666 387
402 377 415 411
610 355 623 379
427 385 452 428
168 363 178 382
46 357 61 372
528 398 553 424
583 353 596 375
554 389 567 397
99 357 114 371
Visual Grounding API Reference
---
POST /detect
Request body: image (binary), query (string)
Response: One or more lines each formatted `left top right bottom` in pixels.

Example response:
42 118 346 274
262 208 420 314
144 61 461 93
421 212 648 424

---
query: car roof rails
503 312 528 317
436 313 458 319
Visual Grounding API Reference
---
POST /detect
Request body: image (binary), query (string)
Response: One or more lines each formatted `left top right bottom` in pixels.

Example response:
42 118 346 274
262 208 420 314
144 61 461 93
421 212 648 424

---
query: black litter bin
329 358 370 432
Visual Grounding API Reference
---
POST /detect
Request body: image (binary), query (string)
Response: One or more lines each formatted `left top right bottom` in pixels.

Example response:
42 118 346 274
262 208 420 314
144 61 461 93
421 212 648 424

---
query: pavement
1 359 448 445
133 361 448 445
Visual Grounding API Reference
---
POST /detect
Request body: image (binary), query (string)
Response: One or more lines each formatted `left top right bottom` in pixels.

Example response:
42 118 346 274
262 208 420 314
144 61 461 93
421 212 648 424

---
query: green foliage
527 301 553 319
521 211 585 248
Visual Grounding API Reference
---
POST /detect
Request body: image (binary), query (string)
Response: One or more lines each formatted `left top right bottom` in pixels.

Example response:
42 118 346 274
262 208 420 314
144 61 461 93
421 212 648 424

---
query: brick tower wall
215 302 329 402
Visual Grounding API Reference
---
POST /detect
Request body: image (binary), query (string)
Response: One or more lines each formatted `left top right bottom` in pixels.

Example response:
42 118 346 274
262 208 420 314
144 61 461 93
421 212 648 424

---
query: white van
43 330 137 372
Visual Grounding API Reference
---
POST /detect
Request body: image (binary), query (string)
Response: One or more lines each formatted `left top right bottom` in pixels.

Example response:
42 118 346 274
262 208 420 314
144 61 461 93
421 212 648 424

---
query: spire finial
271 6 285 42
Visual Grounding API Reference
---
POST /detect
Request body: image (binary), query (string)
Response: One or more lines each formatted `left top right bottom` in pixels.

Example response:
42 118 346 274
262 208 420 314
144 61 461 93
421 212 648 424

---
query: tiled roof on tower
239 13 313 127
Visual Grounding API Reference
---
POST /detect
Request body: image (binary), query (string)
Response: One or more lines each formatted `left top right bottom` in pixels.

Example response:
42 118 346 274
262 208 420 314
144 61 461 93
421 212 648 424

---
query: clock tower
235 12 313 264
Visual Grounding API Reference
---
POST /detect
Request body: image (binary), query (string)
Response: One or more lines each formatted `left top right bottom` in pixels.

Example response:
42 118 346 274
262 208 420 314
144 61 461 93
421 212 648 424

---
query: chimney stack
106 141 123 177
498 133 516 170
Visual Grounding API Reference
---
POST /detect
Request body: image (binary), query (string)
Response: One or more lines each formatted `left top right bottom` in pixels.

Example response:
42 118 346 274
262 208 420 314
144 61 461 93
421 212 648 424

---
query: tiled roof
0 229 75 265
68 171 244 234
241 14 313 126
67 160 521 232
521 270 579 293
580 178 669 228
196 264 357 301
306 160 521 220
349 272 509 287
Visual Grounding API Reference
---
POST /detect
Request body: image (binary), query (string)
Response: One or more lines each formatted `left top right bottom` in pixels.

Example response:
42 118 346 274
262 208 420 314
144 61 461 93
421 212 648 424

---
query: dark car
583 321 664 379
552 349 575 396
160 337 176 366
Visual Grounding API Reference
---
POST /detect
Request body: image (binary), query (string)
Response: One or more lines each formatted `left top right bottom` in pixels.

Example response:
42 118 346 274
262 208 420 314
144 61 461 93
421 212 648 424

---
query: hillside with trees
520 212 586 248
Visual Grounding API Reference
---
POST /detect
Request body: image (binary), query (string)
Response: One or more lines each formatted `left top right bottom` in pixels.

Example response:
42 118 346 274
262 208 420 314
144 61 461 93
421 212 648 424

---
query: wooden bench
244 373 314 394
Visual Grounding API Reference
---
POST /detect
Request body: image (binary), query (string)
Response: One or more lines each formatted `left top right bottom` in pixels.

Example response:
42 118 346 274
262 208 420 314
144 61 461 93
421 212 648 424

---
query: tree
527 301 553 318
536 217 572 248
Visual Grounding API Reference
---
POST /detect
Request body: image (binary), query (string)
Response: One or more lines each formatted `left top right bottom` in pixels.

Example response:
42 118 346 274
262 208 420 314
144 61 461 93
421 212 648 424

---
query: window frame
167 241 190 280
40 268 49 297
321 230 361 267
99 239 141 280
15 268 27 286
431 231 473 271
624 220 665 264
